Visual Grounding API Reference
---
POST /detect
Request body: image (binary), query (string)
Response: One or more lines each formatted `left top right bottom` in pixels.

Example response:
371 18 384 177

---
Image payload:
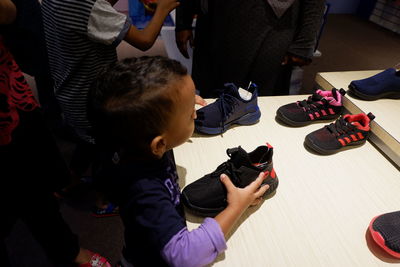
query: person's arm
175 0 196 58
162 218 226 267
286 0 325 61
0 0 17 24
124 0 179 51
162 172 269 266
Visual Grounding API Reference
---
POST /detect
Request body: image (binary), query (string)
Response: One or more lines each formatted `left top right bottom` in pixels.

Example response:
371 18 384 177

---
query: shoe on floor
78 250 112 267
305 112 375 155
369 211 400 259
195 83 261 134
91 203 119 218
276 88 346 127
348 68 400 100
181 144 278 217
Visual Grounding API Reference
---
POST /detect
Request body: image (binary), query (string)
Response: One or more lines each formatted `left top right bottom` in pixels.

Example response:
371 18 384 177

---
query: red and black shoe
276 88 346 127
369 211 400 259
181 144 278 217
305 112 375 155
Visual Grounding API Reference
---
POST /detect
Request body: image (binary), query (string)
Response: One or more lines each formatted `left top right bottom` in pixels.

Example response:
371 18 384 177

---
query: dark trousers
0 109 79 265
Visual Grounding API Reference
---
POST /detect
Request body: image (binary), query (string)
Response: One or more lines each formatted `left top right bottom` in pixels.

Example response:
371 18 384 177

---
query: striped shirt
42 0 131 143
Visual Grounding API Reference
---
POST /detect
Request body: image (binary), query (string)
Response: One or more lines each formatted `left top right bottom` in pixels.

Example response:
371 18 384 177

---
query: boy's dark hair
88 56 188 156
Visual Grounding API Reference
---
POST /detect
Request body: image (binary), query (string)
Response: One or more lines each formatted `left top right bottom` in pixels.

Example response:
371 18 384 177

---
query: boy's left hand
195 95 207 106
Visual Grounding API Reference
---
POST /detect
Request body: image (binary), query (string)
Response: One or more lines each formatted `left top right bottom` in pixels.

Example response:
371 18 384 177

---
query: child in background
41 0 180 214
89 56 270 266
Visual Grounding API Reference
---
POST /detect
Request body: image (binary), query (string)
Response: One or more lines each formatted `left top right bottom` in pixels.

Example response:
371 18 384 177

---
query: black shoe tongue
227 146 252 168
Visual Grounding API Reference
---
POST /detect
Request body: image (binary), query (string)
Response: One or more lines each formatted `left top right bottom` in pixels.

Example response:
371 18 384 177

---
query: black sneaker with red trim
276 88 346 127
305 112 375 155
181 144 278 217
369 211 400 259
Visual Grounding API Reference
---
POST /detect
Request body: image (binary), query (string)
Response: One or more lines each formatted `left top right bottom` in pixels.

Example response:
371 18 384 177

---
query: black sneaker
276 88 346 127
195 83 261 134
369 211 400 258
181 144 278 217
305 112 375 155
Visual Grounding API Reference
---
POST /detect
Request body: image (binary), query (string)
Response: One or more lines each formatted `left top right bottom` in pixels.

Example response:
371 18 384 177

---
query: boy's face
164 75 197 150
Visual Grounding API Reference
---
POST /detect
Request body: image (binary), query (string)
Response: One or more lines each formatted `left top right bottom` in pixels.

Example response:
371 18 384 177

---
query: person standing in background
41 0 180 215
176 0 325 97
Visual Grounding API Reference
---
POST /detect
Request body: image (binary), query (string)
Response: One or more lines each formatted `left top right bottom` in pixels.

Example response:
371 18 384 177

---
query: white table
174 96 400 267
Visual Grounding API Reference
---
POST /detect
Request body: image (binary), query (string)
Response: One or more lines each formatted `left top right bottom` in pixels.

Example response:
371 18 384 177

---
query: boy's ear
150 135 167 158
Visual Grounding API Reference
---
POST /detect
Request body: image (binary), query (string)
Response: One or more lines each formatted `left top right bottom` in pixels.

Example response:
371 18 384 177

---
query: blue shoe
348 68 400 100
195 83 261 134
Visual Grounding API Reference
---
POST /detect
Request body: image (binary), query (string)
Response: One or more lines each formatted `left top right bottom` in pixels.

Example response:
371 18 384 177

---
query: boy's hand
156 0 180 14
195 95 207 106
220 171 270 210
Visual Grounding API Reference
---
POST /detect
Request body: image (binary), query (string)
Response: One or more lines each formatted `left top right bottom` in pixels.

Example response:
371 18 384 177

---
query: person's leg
19 192 80 263
34 75 64 130
192 14 217 98
247 29 293 96
70 140 97 180
4 109 79 263
0 184 18 267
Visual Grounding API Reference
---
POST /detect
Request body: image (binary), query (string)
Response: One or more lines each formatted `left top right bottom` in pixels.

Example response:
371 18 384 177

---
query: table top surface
317 70 400 142
174 95 400 267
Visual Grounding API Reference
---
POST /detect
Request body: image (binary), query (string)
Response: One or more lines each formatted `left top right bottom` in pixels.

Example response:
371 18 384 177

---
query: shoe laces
298 93 328 112
326 117 356 137
217 92 238 132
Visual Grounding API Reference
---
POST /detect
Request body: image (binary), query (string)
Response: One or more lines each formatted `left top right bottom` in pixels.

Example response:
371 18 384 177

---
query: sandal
91 203 119 218
78 251 111 267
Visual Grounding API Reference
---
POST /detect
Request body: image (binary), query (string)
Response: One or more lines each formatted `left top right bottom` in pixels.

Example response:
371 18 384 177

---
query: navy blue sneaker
348 68 400 100
195 83 261 134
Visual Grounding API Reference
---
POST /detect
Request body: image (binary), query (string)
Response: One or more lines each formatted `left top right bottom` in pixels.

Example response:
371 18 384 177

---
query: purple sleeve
161 218 227 267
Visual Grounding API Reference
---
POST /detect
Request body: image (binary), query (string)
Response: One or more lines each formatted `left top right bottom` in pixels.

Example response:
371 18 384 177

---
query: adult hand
220 171 270 211
195 95 207 106
176 30 194 59
282 54 311 67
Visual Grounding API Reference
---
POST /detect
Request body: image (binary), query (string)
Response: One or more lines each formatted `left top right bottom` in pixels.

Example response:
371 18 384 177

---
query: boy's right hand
220 171 270 211
156 0 180 14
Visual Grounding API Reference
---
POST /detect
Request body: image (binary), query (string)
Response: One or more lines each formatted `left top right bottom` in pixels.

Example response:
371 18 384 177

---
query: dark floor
6 14 400 266
301 14 400 94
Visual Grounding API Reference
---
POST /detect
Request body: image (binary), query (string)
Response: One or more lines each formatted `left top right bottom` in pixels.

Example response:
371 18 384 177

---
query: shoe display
369 211 400 259
181 144 278 217
304 112 375 155
195 83 261 134
348 68 400 100
276 88 346 127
